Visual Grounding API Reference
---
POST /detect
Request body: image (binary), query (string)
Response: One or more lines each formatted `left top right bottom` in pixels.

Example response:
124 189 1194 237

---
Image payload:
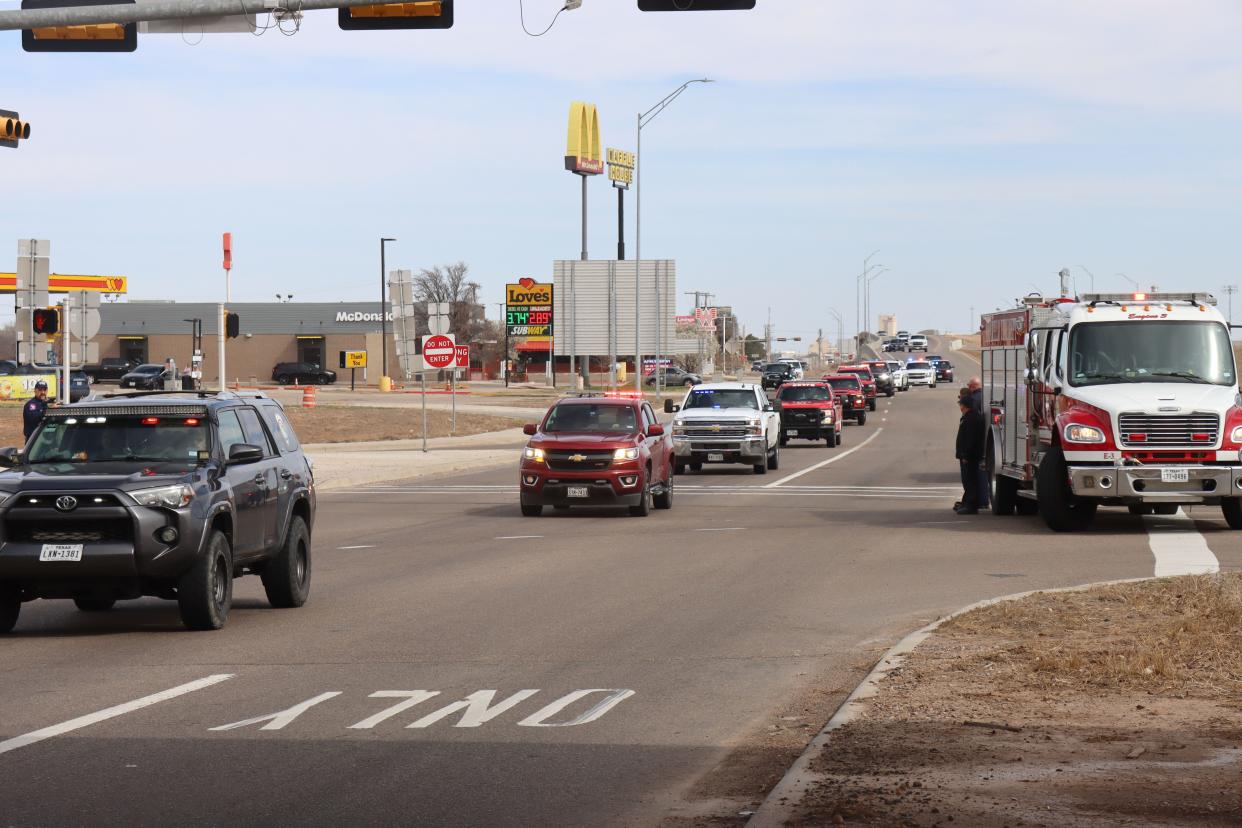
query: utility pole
1224 285 1238 326
817 327 823 372
765 307 772 361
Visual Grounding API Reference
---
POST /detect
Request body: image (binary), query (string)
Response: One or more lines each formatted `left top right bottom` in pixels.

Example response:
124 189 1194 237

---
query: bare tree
0 323 15 360
412 262 486 346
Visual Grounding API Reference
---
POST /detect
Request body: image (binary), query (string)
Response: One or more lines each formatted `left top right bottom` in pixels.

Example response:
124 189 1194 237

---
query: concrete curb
746 576 1150 828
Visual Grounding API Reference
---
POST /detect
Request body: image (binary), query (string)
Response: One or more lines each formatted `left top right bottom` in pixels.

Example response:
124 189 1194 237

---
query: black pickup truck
82 357 136 384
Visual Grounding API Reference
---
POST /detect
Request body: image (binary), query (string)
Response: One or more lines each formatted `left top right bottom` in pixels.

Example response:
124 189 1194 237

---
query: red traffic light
32 307 60 335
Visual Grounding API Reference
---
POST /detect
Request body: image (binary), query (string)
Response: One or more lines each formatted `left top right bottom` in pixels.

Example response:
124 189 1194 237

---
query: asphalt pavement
3 355 1240 826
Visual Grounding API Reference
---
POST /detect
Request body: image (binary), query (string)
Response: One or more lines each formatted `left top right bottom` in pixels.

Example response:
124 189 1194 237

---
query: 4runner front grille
1118 412 1219 448
5 518 132 544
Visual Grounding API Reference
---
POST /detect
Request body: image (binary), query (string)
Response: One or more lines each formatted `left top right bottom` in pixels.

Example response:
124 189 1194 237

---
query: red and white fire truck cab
982 291 1242 531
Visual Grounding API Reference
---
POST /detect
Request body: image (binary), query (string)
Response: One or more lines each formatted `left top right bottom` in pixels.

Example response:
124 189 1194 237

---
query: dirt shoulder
791 575 1242 827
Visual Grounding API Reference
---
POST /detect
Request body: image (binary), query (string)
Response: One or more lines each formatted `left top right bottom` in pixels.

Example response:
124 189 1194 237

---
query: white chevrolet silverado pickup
663 382 782 475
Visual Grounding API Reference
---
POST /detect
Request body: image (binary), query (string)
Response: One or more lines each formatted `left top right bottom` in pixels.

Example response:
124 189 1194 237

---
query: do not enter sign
422 334 456 369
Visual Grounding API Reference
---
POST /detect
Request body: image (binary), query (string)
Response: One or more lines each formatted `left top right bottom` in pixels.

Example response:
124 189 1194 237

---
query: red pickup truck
822 374 868 426
519 394 674 517
776 381 844 447
837 365 878 411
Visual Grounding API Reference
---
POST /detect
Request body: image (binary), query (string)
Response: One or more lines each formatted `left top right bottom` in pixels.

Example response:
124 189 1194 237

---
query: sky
4 0 1242 343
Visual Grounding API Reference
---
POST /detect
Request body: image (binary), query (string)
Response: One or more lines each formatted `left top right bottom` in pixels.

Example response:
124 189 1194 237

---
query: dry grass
940 574 1242 698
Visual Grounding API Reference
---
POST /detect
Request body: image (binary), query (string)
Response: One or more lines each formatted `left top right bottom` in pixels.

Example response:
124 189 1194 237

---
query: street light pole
865 265 888 339
1076 265 1096 294
857 250 879 348
828 307 843 363
380 237 396 383
634 78 714 395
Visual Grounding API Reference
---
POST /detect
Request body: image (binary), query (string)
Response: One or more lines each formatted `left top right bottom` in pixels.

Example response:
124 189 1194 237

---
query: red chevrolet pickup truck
776 381 844 447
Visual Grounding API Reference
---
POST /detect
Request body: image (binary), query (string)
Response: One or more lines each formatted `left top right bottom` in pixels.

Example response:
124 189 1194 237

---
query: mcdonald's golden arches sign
565 101 603 175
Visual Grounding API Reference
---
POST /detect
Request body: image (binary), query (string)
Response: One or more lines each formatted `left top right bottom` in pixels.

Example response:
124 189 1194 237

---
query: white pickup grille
1118 412 1219 447
681 420 750 438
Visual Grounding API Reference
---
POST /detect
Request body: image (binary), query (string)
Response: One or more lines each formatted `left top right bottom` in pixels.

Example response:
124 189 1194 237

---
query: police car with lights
0 390 315 633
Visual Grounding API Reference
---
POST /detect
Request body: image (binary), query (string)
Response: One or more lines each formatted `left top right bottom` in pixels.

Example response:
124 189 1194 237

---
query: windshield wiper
1147 371 1211 384
1077 372 1128 382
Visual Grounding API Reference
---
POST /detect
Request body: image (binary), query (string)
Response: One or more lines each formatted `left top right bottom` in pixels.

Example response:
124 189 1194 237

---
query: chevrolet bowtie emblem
711 424 722 432
569 454 586 462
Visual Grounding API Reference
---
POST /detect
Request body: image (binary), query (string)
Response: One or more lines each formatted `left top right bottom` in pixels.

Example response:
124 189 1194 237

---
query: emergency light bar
1081 292 1217 306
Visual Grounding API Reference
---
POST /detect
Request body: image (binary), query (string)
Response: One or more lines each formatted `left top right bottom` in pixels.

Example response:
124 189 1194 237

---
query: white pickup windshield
1068 321 1236 387
683 389 760 410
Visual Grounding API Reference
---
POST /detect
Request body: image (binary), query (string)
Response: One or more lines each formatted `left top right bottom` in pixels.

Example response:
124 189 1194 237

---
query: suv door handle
254 473 268 486
280 469 293 480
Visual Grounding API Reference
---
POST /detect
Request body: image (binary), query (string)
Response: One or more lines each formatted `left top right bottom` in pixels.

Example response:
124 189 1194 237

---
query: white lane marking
764 428 884 489
495 535 543 540
211 692 341 731
517 689 636 727
337 545 376 550
1144 509 1219 577
0 674 234 756
407 689 540 729
694 527 745 532
349 691 441 730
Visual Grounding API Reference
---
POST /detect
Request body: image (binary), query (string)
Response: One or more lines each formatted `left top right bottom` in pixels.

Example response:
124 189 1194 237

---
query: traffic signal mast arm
0 0 415 30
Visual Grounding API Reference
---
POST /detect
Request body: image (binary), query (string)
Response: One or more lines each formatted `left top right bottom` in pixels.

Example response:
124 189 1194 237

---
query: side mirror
522 423 538 436
227 443 264 465
0 446 21 468
764 404 776 413
647 423 665 437
663 400 680 414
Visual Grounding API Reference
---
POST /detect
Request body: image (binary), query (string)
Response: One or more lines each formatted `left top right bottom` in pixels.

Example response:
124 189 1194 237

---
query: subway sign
506 278 554 339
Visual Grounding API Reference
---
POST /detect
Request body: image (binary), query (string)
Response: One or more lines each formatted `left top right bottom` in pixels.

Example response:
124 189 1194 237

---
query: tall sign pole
220 233 232 390
566 101 603 383
608 148 634 389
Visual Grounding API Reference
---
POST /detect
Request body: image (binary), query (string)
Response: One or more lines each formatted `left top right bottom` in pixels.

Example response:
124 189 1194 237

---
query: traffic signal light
0 111 31 149
225 312 240 339
21 0 137 52
639 1 755 9
32 308 59 336
339 0 452 30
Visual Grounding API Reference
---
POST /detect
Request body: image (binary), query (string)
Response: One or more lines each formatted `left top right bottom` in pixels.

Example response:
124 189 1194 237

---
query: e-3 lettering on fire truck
982 290 1242 532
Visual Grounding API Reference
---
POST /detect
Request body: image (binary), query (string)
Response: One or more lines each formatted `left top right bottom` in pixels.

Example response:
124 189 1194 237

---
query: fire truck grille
1118 413 1220 448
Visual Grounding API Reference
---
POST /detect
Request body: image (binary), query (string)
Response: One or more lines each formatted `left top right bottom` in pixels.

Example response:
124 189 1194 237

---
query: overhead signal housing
638 1 755 9
0 110 31 149
22 0 137 52
339 0 452 30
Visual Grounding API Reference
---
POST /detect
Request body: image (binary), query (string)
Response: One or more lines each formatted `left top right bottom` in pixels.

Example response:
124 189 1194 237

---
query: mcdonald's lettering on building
565 101 604 175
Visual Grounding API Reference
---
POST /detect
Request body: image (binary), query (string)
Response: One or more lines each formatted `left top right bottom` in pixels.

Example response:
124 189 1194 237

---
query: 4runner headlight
131 483 194 509
1064 424 1106 444
523 447 546 462
613 447 640 461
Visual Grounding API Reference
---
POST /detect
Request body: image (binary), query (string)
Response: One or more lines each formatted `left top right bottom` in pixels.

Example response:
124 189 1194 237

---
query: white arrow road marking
764 428 884 488
1144 509 1219 577
210 692 341 731
0 674 234 756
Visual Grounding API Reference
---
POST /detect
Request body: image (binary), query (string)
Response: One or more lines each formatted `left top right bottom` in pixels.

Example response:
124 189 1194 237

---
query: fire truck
982 291 1242 531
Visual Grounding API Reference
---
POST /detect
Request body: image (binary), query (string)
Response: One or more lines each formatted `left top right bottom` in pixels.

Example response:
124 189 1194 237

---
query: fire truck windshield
1068 321 1236 387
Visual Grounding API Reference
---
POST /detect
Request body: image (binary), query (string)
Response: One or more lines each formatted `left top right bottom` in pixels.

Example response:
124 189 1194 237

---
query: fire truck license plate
1160 468 1190 484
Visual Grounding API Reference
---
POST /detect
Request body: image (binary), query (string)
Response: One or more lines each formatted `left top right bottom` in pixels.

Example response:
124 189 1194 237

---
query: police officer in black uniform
23 380 50 442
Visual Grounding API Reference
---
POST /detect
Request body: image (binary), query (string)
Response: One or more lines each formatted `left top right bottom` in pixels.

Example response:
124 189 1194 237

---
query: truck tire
779 432 788 447
177 530 233 631
1128 505 1153 516
520 502 543 517
768 442 780 470
261 515 312 609
855 412 867 426
1222 498 1242 529
653 470 674 510
886 389 894 397
0 582 20 634
989 450 1018 517
868 399 876 411
826 429 837 448
674 461 686 475
73 597 116 612
754 441 769 474
690 462 703 472
1152 504 1180 516
629 477 653 516
1036 447 1098 532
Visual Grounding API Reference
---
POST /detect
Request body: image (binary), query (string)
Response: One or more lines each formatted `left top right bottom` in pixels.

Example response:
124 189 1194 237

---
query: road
3 348 1240 826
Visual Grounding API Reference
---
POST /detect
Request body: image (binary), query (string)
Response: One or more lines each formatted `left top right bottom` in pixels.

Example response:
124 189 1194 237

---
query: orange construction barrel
302 386 317 409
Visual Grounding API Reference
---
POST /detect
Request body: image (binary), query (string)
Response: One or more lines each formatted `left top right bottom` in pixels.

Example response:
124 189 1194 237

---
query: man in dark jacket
22 380 49 442
955 395 985 514
967 376 990 509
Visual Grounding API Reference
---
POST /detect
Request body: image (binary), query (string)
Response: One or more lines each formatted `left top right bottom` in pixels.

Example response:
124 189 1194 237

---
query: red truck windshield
779 386 831 402
543 404 637 433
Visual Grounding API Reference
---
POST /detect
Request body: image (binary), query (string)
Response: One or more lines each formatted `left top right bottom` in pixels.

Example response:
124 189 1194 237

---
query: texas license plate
567 486 589 498
708 453 724 462
40 544 83 562
786 430 798 436
1160 468 1190 483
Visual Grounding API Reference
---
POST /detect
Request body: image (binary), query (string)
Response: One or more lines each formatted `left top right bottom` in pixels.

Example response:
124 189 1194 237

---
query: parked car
837 365 878 411
82 357 136 384
645 366 702 387
864 360 896 397
935 359 955 383
272 362 337 385
761 362 797 390
518 394 674 517
0 390 316 632
822 374 868 425
119 364 172 390
776 381 844 447
664 383 782 475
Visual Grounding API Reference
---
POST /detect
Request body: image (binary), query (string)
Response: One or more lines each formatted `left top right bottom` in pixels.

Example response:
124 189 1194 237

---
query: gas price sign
505 278 554 339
